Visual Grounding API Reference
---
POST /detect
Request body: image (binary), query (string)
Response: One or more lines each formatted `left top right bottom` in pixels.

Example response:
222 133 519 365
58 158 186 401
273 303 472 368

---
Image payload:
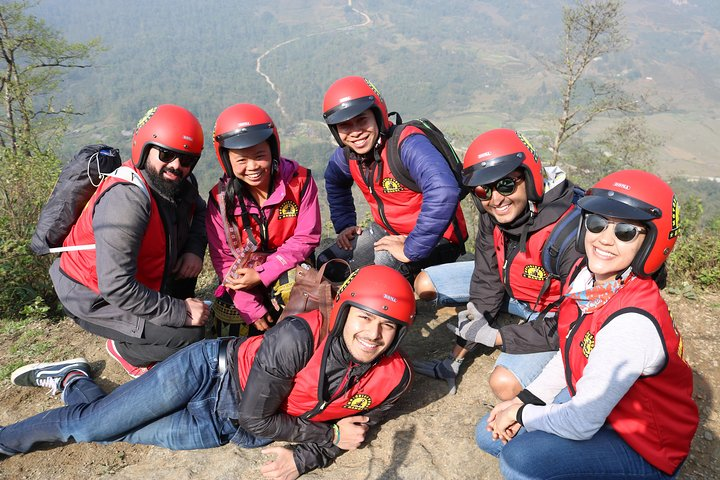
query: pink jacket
206 157 321 323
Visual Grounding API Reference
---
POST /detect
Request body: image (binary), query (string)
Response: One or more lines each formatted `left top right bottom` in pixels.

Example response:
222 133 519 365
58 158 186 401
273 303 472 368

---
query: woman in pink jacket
206 104 321 336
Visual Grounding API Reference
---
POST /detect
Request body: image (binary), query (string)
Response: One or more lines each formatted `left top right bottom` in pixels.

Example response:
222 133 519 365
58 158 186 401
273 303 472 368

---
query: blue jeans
495 297 557 389
476 421 677 479
0 340 270 454
424 261 557 387
421 260 474 307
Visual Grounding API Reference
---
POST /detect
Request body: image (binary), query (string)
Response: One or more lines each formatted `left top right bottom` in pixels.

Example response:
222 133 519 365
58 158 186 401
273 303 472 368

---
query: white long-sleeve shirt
521 268 667 440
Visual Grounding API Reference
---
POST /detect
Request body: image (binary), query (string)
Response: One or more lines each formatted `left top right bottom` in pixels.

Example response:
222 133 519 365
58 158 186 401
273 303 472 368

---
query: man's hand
184 297 209 326
373 235 410 263
223 267 262 290
447 302 500 347
334 415 369 450
337 226 362 250
172 252 203 279
253 313 275 332
260 446 299 480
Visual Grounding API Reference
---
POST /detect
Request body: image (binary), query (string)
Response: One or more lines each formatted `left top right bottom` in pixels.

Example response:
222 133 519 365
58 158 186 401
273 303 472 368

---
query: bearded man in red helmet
4 265 415 480
49 104 210 378
317 75 468 282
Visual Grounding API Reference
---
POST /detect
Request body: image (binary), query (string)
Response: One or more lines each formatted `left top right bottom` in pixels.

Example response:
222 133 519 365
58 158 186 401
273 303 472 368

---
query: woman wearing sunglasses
414 129 583 396
477 170 698 479
206 104 321 336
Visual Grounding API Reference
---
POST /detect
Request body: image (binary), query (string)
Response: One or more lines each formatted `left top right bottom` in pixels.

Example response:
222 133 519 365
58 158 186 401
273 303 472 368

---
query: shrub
0 144 62 321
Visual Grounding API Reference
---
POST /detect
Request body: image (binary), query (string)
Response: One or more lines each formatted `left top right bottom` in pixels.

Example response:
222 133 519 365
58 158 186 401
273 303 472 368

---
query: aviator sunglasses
473 175 523 201
584 214 647 242
156 146 199 168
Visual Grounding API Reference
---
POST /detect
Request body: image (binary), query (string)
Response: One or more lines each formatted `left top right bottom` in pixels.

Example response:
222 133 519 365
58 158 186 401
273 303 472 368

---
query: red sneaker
105 339 155 378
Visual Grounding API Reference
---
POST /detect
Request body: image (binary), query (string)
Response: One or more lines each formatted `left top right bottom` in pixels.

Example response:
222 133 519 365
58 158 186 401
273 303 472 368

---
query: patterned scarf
565 268 636 314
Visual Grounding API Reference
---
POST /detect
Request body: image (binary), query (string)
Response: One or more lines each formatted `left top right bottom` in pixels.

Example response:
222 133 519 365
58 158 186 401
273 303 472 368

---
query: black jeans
74 317 205 367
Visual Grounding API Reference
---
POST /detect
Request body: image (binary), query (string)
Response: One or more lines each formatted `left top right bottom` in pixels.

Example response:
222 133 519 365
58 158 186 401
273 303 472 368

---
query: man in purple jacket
318 76 467 282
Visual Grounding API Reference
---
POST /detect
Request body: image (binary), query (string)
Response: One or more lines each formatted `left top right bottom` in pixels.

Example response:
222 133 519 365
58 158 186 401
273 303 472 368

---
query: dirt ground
0 291 718 480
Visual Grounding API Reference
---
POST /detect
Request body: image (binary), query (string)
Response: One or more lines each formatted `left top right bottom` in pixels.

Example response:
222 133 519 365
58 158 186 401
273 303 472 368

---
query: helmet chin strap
528 200 538 216
518 201 538 253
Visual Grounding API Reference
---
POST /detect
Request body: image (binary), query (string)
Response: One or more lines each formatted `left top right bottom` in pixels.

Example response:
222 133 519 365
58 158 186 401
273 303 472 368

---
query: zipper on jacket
361 160 399 235
563 310 584 396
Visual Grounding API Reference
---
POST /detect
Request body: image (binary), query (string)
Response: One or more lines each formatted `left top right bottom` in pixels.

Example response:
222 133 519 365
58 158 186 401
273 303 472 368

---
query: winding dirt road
255 0 371 118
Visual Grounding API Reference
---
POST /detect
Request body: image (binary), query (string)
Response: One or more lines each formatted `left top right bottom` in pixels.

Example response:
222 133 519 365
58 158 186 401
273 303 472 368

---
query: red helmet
461 129 544 203
212 103 280 177
131 104 204 169
329 265 415 357
322 76 390 146
577 170 680 277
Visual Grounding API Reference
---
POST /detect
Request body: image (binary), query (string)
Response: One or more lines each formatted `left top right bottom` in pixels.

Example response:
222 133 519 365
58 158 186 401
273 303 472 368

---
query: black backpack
385 113 468 199
31 144 148 255
541 185 586 278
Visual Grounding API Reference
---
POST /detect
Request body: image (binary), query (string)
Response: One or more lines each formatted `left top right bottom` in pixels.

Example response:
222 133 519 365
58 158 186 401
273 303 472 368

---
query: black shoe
11 358 90 395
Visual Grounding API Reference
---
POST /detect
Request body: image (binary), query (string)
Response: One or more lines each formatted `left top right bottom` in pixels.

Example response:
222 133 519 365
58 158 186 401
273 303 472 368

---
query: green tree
0 1 100 319
0 1 100 154
564 117 661 187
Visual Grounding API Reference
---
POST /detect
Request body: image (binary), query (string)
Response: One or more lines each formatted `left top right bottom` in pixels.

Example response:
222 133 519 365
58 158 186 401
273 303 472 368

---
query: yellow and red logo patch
382 177 404 193
278 200 299 219
344 393 372 411
580 331 595 358
523 264 548 281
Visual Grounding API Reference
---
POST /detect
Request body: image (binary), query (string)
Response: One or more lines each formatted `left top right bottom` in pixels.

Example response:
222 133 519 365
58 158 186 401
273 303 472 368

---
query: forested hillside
30 0 720 196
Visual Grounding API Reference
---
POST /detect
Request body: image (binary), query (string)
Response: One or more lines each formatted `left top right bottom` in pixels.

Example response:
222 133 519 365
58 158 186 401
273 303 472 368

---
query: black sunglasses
473 175 523 201
584 214 647 243
156 146 199 168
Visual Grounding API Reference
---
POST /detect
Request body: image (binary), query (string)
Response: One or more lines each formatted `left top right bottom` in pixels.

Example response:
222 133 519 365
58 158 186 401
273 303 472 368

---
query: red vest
492 207 574 311
348 127 467 245
60 162 166 293
236 310 411 422
558 275 698 474
211 166 309 252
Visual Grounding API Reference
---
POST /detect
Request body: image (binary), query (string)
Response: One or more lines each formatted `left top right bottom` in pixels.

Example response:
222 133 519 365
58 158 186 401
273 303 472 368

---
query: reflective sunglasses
473 175 523 201
584 214 647 242
156 146 199 168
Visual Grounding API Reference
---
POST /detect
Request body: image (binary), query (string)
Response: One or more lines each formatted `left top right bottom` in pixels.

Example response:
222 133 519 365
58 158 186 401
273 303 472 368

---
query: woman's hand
253 313 275 332
486 397 523 444
223 267 262 290
493 404 522 443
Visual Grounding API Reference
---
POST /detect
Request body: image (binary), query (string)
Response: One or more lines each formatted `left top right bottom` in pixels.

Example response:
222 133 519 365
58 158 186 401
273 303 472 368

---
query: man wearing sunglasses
414 129 583 398
50 104 210 378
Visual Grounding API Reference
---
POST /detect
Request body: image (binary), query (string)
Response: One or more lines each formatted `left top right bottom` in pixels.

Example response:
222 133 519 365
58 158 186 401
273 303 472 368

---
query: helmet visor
461 152 524 187
215 124 273 150
578 189 661 221
323 96 376 125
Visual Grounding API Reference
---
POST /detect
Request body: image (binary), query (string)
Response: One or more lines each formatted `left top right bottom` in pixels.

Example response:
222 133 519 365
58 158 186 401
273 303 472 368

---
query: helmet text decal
136 107 157 130
669 196 681 239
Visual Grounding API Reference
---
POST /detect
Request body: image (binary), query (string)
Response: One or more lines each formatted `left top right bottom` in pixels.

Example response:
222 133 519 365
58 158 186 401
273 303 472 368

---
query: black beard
145 164 185 199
